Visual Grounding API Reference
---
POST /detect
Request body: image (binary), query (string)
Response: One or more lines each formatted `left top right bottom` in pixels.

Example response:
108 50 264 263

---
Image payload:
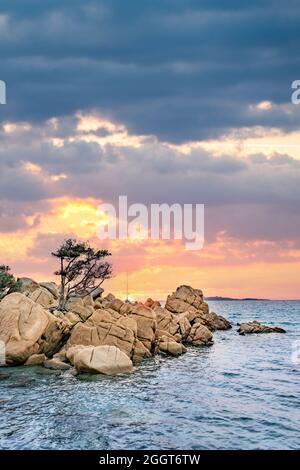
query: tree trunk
58 258 66 311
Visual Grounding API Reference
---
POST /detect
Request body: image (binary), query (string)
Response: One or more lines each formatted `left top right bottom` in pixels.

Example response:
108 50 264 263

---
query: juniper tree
52 238 112 311
0 265 20 299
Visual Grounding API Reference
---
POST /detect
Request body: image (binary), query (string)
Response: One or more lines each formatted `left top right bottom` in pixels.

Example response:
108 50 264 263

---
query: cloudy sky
0 0 300 299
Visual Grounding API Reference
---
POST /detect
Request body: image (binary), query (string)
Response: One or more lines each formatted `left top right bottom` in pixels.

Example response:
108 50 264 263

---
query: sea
0 300 299 450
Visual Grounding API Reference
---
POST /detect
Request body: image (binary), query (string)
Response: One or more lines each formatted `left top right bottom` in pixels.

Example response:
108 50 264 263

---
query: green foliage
0 265 21 299
52 238 112 311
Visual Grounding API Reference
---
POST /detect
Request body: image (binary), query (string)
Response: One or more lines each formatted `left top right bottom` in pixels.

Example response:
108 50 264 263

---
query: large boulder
0 293 70 364
28 286 56 308
186 323 213 346
67 345 133 375
65 297 94 321
165 285 231 331
201 311 231 331
166 285 204 312
237 321 286 335
156 329 186 356
158 340 187 356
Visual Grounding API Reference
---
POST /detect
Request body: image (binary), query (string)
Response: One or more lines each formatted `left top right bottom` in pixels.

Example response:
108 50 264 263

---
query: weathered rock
0 279 233 372
166 285 204 312
29 287 56 308
66 297 94 321
44 358 72 370
68 345 133 375
193 310 231 331
103 293 115 303
63 310 82 326
131 339 152 364
88 309 114 325
117 316 138 336
237 321 286 335
0 293 70 364
144 298 161 309
165 285 231 332
129 305 157 352
156 328 181 343
158 340 187 356
205 311 231 330
89 287 104 300
177 314 192 339
165 297 193 314
83 294 94 308
186 323 213 346
66 296 84 309
66 345 83 364
108 298 124 312
119 303 134 315
67 316 136 358
74 287 104 301
24 354 46 366
53 347 67 362
154 306 181 337
17 277 39 295
39 282 59 299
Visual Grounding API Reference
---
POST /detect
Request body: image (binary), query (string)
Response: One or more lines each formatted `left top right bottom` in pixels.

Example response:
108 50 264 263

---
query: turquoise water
0 301 299 450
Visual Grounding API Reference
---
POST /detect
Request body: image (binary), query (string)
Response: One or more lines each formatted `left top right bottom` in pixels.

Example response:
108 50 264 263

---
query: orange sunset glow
1 113 299 300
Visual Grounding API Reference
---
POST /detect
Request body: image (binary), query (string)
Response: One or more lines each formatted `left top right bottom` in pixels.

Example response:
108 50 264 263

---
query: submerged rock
237 321 286 335
0 372 11 381
44 358 72 370
24 354 46 366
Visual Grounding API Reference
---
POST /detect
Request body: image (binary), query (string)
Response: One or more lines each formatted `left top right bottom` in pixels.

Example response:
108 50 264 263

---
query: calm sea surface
0 300 299 450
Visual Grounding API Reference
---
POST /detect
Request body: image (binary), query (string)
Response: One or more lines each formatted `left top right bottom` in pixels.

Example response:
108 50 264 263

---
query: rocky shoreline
0 281 286 376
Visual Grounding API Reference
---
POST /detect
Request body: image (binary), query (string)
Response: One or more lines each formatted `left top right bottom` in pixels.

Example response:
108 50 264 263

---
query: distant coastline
205 296 271 301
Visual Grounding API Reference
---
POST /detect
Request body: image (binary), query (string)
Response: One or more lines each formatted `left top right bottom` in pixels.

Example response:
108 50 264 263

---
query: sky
0 0 300 300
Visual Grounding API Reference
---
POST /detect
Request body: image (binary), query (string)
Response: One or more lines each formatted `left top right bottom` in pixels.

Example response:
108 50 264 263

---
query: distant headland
205 296 271 301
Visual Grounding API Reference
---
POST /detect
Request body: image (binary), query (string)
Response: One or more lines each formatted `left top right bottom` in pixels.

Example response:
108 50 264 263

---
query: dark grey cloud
0 1 300 141
0 2 299 250
0 200 47 232
0 115 299 245
0 115 299 204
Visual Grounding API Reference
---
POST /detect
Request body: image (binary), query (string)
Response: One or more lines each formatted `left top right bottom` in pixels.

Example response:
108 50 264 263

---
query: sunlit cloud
0 111 299 299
